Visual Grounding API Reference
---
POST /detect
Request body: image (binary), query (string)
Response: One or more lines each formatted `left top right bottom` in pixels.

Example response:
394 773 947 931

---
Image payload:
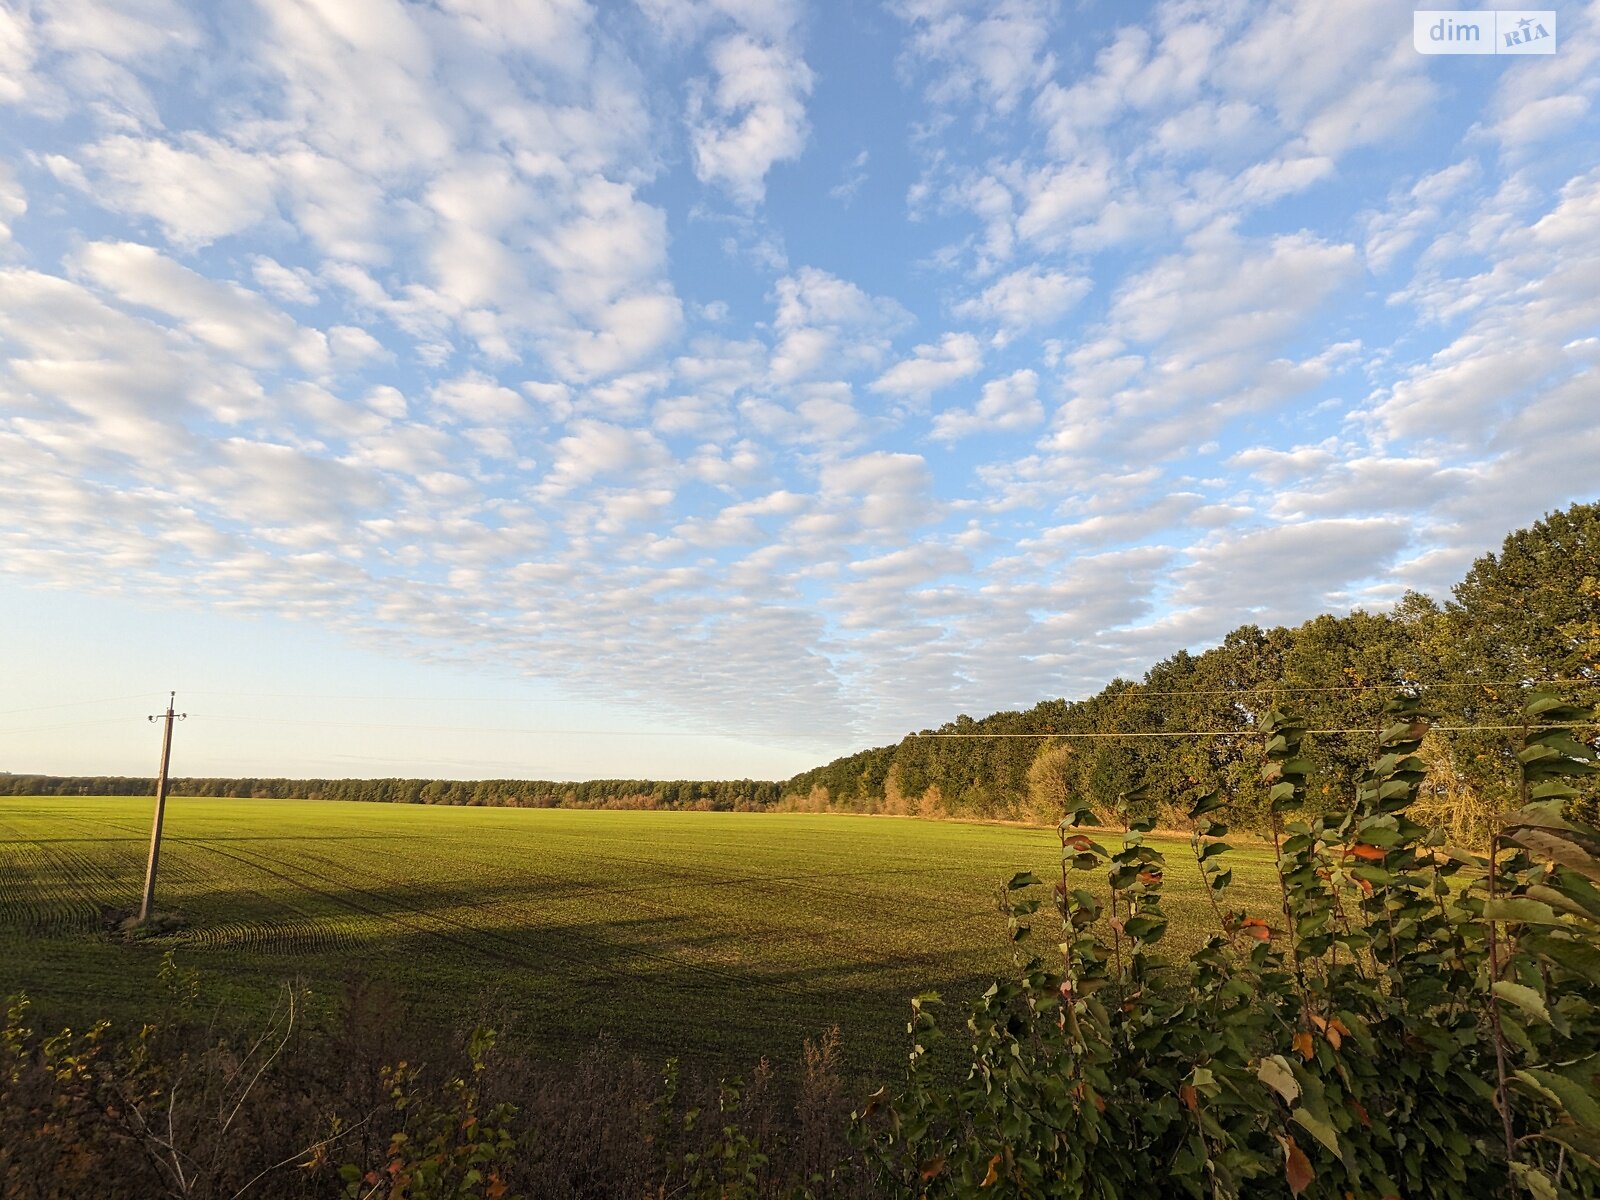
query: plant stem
1486 826 1517 1195
1270 810 1306 996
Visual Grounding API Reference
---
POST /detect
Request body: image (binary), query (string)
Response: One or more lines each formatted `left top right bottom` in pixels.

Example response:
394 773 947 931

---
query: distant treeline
779 500 1600 835
0 774 781 811
6 502 1595 834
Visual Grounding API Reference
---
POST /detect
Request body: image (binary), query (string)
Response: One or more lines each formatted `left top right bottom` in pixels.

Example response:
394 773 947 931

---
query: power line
0 717 147 737
3 676 1592 724
170 677 1600 705
3 714 1594 743
182 690 611 703
187 715 828 738
1094 677 1597 699
908 724 1600 740
3 677 1596 746
0 693 151 717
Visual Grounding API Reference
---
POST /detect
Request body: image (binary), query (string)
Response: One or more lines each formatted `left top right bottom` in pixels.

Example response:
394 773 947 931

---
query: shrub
857 691 1600 1198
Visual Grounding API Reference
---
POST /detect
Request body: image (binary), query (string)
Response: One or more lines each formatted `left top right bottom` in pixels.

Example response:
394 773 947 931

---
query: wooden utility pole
138 691 186 924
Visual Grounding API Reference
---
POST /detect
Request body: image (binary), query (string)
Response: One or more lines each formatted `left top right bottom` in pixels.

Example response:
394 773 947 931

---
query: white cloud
1376 168 1600 443
1110 225 1357 363
0 0 200 119
251 256 319 305
2 0 1597 771
431 371 529 423
0 7 36 106
869 331 983 398
769 267 910 384
1363 159 1479 272
196 438 386 528
1168 518 1413 625
73 240 328 373
820 451 937 540
1015 157 1115 250
255 0 454 177
0 161 24 243
0 266 194 451
829 148 869 204
687 33 813 206
931 368 1042 441
951 265 1089 340
328 324 384 365
1484 3 1600 150
76 134 280 248
894 0 1057 116
536 418 669 498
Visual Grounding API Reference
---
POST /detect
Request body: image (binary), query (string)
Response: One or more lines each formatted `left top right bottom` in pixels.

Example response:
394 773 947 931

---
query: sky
1 0 1598 782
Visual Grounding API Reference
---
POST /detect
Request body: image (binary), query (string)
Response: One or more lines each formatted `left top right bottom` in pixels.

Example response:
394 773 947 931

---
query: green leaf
1515 829 1600 882
1525 693 1587 719
1542 1124 1600 1167
1513 1068 1600 1128
1123 915 1167 942
1524 932 1600 984
1353 825 1403 847
1379 718 1428 745
1509 1162 1558 1200
1493 980 1553 1026
1441 843 1486 867
1480 898 1563 925
1291 1107 1342 1158
1189 791 1224 819
1527 884 1600 925
1007 871 1041 891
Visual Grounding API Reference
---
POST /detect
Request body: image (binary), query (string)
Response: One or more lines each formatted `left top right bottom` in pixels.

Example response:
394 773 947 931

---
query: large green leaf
1513 1068 1600 1128
1510 1162 1559 1200
1542 1124 1600 1168
1481 898 1563 925
1291 1106 1342 1158
1514 829 1600 882
1493 980 1554 1026
1527 884 1600 925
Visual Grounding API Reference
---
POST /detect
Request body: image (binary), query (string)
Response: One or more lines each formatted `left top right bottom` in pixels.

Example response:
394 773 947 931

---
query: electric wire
1 678 1595 744
906 723 1600 740
0 693 151 717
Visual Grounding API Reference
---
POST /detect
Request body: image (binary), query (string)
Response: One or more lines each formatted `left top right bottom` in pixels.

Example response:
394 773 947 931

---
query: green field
0 797 1280 1075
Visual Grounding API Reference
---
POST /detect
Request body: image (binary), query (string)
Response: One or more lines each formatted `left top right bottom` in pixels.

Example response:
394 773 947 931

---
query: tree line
0 773 781 812
781 500 1600 834
7 501 1595 833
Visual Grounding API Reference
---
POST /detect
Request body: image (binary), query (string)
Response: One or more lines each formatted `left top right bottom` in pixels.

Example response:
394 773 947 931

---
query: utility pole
139 691 186 924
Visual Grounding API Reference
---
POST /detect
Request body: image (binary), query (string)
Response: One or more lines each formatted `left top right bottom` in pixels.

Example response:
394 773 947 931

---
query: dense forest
780 500 1600 833
7 501 1596 832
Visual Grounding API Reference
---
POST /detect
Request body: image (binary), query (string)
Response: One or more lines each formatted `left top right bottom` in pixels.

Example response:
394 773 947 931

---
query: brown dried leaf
980 1154 1003 1188
1282 1136 1314 1196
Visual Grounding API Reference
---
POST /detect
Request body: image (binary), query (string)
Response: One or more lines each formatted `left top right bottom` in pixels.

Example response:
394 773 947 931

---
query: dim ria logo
1414 10 1556 54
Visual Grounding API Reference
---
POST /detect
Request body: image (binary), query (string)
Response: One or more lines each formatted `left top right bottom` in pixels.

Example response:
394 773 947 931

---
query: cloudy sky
2 0 1598 781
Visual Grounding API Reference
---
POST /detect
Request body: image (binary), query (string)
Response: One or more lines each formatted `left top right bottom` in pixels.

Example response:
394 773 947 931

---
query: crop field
0 796 1281 1075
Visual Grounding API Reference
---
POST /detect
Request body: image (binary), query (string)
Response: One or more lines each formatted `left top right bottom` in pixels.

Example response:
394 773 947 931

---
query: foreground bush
1 968 867 1199
859 691 1600 1198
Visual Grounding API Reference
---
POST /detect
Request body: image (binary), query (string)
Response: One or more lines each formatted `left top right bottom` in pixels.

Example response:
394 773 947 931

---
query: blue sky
1 0 1597 781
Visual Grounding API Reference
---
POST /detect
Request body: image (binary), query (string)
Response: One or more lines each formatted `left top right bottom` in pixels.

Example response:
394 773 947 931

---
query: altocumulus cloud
0 0 1597 765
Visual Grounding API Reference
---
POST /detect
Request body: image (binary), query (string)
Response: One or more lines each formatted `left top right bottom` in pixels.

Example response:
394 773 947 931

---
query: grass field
0 796 1281 1075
